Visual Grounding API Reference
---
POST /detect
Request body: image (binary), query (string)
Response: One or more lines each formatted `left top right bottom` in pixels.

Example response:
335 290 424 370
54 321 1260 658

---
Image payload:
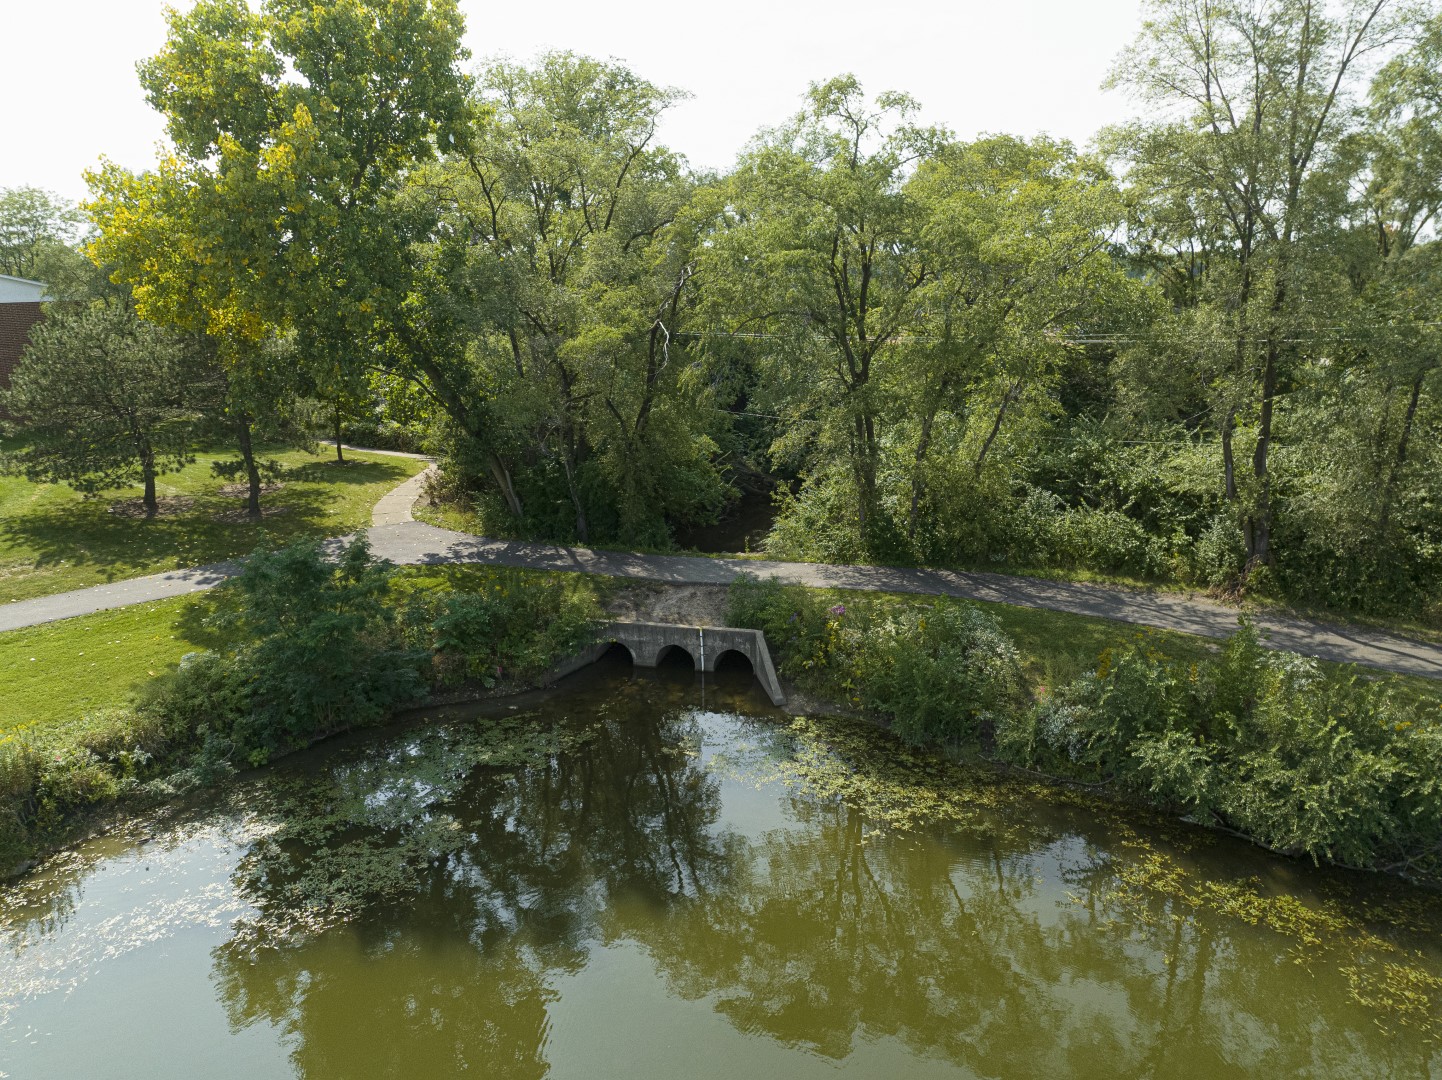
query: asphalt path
3 461 1440 681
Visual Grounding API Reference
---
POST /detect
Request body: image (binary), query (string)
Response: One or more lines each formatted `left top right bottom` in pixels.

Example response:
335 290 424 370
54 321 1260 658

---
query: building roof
0 275 48 304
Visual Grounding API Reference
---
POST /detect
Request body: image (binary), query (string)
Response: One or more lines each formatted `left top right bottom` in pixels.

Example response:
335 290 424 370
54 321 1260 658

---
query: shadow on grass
170 588 242 653
0 459 411 585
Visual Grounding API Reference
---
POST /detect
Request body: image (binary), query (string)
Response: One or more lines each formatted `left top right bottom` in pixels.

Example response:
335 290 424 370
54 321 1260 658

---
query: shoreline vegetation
724 574 1442 885
4 542 1442 894
0 546 602 877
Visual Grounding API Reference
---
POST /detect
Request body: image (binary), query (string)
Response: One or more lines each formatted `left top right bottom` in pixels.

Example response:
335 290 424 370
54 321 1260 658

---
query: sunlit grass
0 598 209 749
0 445 425 603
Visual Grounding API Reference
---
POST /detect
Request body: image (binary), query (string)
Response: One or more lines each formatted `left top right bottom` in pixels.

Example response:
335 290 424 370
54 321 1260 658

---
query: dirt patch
107 496 196 518
218 482 286 498
212 506 291 524
603 582 731 627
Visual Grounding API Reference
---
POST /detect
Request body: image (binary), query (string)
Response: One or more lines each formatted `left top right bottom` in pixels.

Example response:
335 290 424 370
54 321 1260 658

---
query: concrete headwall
548 621 787 706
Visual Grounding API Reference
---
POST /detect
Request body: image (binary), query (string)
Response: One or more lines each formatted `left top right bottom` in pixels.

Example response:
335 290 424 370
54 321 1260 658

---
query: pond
3 656 1441 1079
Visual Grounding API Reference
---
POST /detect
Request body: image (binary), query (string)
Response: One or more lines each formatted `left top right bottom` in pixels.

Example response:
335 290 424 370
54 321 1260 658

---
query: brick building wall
0 301 44 408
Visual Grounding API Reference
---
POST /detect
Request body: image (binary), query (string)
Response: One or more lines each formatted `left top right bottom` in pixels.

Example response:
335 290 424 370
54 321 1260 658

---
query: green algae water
4 657 1442 1079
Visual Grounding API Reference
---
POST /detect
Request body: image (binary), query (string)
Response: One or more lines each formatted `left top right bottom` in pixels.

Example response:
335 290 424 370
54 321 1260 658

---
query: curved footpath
3 454 1441 681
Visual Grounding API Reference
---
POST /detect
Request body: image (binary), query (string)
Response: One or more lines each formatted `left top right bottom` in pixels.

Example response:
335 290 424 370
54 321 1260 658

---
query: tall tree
901 135 1142 547
705 76 946 544
407 53 721 543
1107 0 1411 571
0 186 82 281
88 0 470 471
1351 11 1442 531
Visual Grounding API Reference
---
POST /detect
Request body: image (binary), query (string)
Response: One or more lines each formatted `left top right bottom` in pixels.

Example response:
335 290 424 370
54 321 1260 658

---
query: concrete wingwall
545 621 787 706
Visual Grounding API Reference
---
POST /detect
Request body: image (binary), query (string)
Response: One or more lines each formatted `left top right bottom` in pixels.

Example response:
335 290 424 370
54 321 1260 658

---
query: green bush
0 709 161 868
728 576 1023 746
402 574 597 686
996 621 1442 875
849 604 1023 746
179 538 427 764
725 572 836 676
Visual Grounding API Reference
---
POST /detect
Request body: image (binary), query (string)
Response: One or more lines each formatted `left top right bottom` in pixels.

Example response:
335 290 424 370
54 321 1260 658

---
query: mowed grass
0 445 426 603
0 597 212 751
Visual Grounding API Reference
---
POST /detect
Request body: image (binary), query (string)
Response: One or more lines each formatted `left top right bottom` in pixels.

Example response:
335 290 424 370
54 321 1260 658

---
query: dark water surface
3 659 1441 1079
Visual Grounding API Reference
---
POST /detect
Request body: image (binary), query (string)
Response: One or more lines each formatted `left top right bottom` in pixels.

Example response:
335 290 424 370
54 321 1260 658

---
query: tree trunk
487 451 524 521
852 410 877 533
1378 372 1425 537
237 418 263 520
558 436 589 543
1220 409 1238 502
1245 288 1286 569
908 407 940 541
975 380 1022 476
334 403 345 464
141 452 159 519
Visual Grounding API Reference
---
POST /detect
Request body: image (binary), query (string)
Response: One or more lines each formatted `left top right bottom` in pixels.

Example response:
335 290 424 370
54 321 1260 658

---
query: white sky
3 0 1147 204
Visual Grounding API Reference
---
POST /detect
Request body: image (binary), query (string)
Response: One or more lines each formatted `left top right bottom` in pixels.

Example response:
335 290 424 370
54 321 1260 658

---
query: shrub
0 556 603 873
851 604 1023 746
765 478 872 564
1182 512 1246 589
1000 620 1442 875
402 573 598 685
725 572 836 677
727 576 1023 747
202 538 427 764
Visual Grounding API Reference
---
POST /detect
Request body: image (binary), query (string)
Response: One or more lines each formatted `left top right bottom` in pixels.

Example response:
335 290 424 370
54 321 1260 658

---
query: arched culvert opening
597 641 635 671
714 650 754 676
655 644 696 672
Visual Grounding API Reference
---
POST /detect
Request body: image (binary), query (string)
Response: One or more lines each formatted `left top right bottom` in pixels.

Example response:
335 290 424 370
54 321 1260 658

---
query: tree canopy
4 0 1437 619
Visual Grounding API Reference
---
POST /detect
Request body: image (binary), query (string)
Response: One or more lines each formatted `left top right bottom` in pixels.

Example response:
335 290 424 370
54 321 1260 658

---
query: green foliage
0 305 203 514
848 604 1023 746
0 186 83 281
204 538 426 762
725 572 835 674
0 558 605 871
727 573 1022 746
402 52 726 547
997 621 1442 876
59 0 1442 627
399 571 598 686
729 573 1442 878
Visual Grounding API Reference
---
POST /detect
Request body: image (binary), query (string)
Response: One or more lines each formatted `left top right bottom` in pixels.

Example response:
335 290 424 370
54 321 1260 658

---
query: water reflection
211 677 752 1078
3 665 1441 1079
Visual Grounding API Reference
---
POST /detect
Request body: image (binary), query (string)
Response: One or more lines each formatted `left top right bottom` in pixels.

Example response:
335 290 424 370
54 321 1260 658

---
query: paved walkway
4 458 1442 682
371 464 437 526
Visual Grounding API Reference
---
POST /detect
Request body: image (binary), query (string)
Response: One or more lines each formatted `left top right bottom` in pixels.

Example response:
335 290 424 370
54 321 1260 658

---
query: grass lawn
0 445 426 603
0 597 213 751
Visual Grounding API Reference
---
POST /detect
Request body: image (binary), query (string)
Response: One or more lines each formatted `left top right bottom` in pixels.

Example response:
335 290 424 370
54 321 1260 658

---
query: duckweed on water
7 674 1442 1077
709 715 1052 841
226 713 601 951
725 713 1442 1039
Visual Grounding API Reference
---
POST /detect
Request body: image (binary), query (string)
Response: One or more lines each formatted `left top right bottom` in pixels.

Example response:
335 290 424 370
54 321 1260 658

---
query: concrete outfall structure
549 622 787 706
